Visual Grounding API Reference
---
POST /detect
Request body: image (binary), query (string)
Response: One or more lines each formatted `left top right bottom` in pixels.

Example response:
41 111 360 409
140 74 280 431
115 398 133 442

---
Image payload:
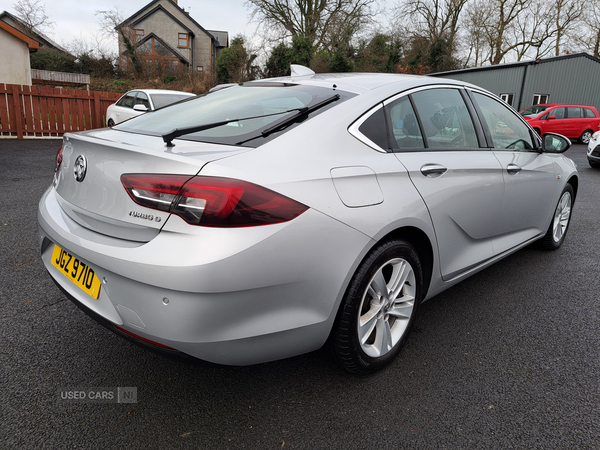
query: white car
106 89 195 126
587 131 600 168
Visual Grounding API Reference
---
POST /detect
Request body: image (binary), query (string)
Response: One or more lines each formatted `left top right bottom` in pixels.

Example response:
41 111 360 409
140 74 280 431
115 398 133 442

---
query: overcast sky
0 0 260 51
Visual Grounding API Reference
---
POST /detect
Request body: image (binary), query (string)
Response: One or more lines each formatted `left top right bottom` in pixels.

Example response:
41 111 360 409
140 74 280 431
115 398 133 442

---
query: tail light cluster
121 174 308 228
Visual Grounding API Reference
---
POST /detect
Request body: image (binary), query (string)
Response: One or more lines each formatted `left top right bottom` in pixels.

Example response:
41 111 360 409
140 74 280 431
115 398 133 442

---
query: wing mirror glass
542 132 571 153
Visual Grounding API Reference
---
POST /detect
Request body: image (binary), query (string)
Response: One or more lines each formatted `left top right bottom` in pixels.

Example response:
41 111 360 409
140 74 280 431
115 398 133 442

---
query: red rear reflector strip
114 325 175 349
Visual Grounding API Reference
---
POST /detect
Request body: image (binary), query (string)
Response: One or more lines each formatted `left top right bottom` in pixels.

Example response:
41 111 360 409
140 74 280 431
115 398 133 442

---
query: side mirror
547 115 556 120
542 132 571 153
133 104 148 112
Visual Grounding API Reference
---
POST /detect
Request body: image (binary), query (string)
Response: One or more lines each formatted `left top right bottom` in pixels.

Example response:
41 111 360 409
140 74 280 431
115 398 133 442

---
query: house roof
0 11 70 54
120 0 221 43
431 52 600 77
207 30 228 48
0 18 39 50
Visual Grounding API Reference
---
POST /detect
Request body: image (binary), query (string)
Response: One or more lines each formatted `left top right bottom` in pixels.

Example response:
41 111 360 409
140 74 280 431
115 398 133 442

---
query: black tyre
332 239 423 374
579 130 593 144
539 184 574 250
107 119 115 127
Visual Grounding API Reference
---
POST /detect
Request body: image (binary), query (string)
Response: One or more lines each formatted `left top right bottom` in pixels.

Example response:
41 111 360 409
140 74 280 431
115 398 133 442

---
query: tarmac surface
1 138 599 449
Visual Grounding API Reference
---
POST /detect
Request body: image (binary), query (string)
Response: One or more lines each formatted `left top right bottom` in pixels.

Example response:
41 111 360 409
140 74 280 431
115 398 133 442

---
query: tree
247 0 377 49
397 0 468 49
573 0 600 57
264 42 292 77
263 35 313 77
216 36 258 83
354 34 403 73
12 0 54 34
329 48 354 72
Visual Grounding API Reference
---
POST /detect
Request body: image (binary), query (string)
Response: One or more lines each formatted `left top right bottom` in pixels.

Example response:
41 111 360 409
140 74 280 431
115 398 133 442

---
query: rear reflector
114 325 175 349
121 174 308 227
55 146 63 173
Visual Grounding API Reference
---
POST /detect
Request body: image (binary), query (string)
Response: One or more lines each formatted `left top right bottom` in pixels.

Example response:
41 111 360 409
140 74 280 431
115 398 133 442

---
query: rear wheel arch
382 227 434 298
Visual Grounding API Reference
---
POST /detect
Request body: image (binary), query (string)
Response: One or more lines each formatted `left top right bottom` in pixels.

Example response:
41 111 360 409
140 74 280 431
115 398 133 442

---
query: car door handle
420 164 447 178
507 164 522 175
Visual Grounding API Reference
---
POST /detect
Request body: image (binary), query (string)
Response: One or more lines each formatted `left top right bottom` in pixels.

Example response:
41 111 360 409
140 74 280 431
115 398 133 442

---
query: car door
388 87 505 281
469 91 558 254
113 91 136 124
541 107 568 136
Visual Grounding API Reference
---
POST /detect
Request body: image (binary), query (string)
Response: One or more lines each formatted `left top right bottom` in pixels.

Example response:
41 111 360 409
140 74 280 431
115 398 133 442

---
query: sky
0 0 259 52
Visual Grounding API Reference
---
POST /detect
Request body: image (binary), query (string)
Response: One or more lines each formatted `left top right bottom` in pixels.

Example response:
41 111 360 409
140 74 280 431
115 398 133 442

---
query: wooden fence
0 83 121 139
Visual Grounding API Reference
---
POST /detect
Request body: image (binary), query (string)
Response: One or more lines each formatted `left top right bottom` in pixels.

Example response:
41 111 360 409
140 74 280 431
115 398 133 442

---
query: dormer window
178 33 189 48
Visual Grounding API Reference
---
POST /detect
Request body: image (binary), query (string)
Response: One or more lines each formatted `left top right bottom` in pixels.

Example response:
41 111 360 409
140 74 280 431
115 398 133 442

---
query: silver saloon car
39 71 578 374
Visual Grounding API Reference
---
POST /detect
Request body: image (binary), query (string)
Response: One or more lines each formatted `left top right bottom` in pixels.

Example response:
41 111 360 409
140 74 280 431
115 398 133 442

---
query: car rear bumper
38 186 372 365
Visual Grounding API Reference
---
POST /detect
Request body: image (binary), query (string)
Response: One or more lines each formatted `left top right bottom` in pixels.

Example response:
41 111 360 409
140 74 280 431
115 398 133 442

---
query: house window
196 66 203 72
178 33 189 47
500 94 514 106
134 29 144 42
533 94 549 105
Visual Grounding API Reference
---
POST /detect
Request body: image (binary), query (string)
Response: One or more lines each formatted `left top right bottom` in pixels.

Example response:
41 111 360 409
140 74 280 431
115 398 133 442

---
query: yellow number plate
51 245 101 299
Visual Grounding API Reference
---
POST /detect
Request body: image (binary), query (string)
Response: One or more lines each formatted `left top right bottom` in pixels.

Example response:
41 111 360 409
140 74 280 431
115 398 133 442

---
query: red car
519 104 600 144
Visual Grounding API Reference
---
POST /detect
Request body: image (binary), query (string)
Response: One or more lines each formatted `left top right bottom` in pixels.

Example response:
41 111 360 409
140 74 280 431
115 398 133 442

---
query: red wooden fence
0 83 121 139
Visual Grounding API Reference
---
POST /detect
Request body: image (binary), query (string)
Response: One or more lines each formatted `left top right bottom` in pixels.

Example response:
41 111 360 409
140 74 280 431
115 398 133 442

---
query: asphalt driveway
1 139 599 449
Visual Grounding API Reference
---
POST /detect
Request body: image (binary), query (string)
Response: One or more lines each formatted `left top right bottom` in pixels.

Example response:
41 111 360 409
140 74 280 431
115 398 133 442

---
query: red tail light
121 174 308 227
55 146 63 173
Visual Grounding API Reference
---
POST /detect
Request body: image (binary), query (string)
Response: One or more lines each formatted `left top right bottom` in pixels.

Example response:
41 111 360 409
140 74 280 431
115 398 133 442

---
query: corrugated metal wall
431 55 600 112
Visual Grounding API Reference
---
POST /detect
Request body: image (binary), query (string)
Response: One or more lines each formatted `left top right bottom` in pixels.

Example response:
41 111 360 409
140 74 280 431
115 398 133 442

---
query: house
430 53 600 112
0 18 39 85
118 0 228 76
0 11 71 54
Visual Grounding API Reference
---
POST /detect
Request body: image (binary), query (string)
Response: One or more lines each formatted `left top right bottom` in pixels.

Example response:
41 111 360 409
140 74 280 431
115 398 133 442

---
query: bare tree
551 0 583 56
574 0 600 56
246 0 378 49
95 7 128 39
12 0 55 34
397 0 468 47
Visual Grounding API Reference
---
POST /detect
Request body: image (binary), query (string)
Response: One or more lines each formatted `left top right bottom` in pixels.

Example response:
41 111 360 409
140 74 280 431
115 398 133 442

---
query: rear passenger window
567 107 582 118
385 96 425 150
410 88 479 149
472 92 535 151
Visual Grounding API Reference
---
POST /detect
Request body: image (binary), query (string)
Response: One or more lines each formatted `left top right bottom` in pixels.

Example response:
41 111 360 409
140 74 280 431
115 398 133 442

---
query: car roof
250 72 472 95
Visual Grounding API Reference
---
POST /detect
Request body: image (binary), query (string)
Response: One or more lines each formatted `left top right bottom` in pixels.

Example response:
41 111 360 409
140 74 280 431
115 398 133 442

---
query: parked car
587 131 600 168
519 103 600 144
39 70 578 374
106 89 196 126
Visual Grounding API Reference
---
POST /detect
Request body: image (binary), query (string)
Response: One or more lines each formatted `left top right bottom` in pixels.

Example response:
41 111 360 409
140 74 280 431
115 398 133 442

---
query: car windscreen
150 93 195 109
520 105 552 117
116 83 355 147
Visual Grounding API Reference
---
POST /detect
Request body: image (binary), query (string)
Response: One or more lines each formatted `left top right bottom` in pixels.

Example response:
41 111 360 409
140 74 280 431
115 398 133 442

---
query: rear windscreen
118 83 355 147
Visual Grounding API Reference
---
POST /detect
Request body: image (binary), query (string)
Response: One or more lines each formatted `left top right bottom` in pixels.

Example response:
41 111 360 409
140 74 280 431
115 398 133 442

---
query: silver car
38 70 577 373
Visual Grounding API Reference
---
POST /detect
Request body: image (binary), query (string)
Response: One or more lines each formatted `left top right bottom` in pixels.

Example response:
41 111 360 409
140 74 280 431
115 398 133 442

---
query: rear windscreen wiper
161 94 340 147
235 94 340 145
